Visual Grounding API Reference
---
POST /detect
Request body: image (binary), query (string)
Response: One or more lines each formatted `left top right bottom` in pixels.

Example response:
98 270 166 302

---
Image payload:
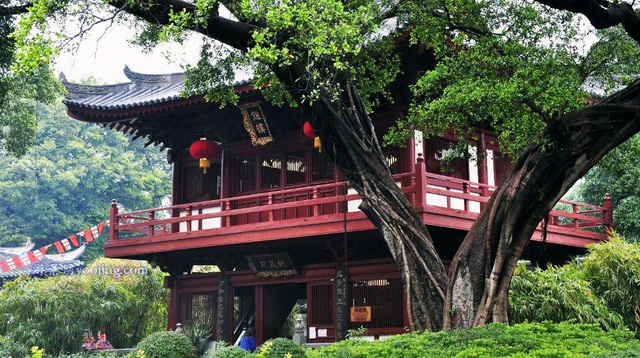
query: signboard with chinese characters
349 306 372 322
245 253 297 278
239 101 273 146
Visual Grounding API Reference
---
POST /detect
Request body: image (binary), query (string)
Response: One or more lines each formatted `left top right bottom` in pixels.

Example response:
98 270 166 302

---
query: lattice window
261 156 282 189
312 151 334 182
179 292 217 339
310 284 333 325
349 278 403 329
286 151 307 185
237 157 256 192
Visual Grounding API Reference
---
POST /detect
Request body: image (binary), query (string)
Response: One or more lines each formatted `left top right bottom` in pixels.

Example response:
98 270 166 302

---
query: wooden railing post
149 211 155 236
109 199 118 241
226 200 232 227
603 193 613 231
312 188 319 216
268 194 274 221
573 204 580 230
186 206 192 233
414 153 427 208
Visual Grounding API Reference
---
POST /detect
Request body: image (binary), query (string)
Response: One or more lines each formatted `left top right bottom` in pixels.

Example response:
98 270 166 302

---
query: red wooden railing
108 158 613 243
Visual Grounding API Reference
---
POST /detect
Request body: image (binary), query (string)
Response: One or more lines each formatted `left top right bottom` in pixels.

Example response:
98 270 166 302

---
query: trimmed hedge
133 331 195 358
307 322 640 358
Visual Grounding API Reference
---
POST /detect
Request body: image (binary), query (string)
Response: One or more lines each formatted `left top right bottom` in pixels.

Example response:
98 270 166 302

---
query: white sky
54 22 202 84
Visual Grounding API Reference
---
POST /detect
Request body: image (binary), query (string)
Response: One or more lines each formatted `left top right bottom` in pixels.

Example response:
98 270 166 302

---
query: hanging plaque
350 306 372 322
245 253 297 278
239 101 273 146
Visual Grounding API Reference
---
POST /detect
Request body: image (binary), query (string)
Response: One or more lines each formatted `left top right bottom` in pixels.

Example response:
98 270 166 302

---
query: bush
509 262 624 329
0 259 167 354
510 233 640 336
256 338 306 358
134 331 195 358
0 335 26 357
308 322 640 358
582 233 640 336
205 343 253 358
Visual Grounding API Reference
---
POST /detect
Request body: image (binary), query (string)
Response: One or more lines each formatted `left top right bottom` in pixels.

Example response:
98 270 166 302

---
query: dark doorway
261 283 307 342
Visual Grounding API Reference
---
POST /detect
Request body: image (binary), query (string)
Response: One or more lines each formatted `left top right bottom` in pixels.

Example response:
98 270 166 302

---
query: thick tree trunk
309 82 448 332
444 81 640 329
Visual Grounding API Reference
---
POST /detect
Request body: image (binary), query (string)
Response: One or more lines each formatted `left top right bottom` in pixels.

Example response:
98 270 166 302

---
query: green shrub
134 331 195 358
205 343 253 358
0 335 26 357
256 338 306 358
510 233 640 336
0 259 167 354
509 262 624 329
582 233 640 336
308 322 640 358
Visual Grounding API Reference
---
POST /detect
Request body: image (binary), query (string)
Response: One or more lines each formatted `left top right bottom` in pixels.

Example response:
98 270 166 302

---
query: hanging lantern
189 138 220 174
303 121 322 152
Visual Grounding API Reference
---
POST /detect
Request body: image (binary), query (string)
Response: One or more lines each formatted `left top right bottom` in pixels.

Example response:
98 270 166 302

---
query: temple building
62 64 612 344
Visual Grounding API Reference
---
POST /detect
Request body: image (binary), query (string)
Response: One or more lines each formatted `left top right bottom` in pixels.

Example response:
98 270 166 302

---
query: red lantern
303 121 316 139
303 121 322 152
189 138 220 173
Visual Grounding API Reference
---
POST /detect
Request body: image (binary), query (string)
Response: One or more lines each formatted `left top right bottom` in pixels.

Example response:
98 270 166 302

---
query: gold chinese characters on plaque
245 253 297 278
239 101 273 146
350 306 372 323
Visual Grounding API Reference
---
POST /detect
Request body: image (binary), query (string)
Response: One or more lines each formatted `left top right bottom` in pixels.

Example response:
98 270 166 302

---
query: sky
54 20 202 84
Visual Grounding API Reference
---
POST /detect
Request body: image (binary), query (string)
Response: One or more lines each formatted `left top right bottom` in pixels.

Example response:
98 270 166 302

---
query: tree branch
107 0 259 52
535 0 640 44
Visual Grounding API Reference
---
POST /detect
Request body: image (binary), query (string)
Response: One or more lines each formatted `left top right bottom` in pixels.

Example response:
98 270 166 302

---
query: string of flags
0 220 110 273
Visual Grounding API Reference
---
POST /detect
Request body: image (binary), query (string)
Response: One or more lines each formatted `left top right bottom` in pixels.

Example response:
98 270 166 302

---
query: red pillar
414 153 427 209
109 199 118 242
603 193 614 231
477 133 490 198
165 276 179 330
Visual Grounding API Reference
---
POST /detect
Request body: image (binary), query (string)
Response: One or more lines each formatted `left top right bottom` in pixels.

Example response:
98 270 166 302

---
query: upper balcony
105 157 613 259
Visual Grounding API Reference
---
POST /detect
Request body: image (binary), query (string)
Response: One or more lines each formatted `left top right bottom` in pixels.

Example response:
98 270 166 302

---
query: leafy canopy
10 0 640 157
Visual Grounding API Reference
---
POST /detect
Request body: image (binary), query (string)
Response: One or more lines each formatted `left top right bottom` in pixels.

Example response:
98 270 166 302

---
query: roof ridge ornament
123 65 183 85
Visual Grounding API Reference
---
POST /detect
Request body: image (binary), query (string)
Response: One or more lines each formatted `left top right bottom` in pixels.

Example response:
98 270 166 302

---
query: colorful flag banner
0 221 107 274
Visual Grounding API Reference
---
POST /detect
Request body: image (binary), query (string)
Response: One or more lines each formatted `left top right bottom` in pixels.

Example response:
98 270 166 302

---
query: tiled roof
62 65 252 111
0 245 85 281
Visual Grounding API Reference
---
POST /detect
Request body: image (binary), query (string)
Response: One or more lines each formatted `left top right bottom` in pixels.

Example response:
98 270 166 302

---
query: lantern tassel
199 158 210 174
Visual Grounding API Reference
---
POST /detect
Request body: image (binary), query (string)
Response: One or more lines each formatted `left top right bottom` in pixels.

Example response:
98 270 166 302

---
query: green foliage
582 233 640 336
309 322 640 358
0 102 170 262
509 262 624 330
0 0 60 156
134 331 195 358
0 259 167 354
575 134 640 241
183 321 212 356
255 338 306 358
0 334 27 357
510 233 640 336
205 343 253 358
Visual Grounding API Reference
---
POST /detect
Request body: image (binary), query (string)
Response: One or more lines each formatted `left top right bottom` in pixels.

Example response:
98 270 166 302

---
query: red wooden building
62 66 612 344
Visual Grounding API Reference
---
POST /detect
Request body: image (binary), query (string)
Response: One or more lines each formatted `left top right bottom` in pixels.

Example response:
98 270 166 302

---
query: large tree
10 0 640 331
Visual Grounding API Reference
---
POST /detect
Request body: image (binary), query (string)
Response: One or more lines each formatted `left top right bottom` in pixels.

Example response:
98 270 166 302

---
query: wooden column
477 133 490 199
603 193 614 230
165 276 179 330
171 152 181 233
109 200 118 242
216 273 230 342
414 154 427 208
335 262 349 341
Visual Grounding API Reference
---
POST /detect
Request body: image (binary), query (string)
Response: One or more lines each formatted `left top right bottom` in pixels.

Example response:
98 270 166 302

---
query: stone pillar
335 263 348 341
216 273 230 342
